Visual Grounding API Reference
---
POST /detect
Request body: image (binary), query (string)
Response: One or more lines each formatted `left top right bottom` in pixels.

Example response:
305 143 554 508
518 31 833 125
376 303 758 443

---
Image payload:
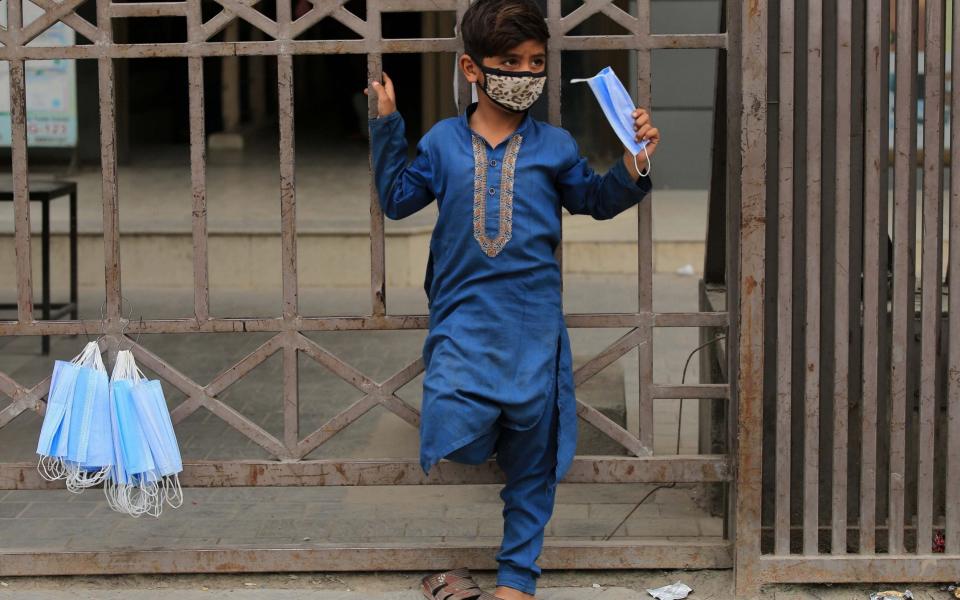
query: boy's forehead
499 40 547 56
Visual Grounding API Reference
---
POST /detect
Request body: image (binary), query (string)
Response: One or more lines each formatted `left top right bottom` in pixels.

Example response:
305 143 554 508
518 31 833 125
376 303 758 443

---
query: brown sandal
420 568 499 600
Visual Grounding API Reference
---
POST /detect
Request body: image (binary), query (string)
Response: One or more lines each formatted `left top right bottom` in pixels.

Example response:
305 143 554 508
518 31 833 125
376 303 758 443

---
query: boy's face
461 40 547 113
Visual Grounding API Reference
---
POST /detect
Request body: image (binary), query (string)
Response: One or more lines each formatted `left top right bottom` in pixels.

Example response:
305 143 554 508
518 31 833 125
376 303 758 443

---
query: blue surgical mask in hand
571 66 652 176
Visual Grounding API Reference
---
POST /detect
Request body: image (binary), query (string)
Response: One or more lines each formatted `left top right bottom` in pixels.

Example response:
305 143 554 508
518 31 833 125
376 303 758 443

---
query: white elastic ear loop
69 466 108 492
633 143 651 178
129 476 160 516
38 455 66 481
64 463 82 493
72 341 96 365
92 346 107 373
134 477 162 518
110 350 125 381
106 476 129 515
122 480 145 518
103 476 116 509
131 356 147 384
104 474 136 516
118 351 131 381
164 475 184 508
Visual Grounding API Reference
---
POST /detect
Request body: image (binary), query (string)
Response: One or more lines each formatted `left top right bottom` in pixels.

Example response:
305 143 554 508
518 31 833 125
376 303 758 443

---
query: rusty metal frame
0 0 738 579
733 0 959 595
11 0 960 595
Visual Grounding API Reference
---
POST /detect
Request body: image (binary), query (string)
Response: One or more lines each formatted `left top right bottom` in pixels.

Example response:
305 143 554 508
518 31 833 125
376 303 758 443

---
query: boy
364 1 659 598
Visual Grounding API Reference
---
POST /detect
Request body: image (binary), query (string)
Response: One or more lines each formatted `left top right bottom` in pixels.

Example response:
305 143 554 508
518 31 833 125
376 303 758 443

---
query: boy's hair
460 0 549 63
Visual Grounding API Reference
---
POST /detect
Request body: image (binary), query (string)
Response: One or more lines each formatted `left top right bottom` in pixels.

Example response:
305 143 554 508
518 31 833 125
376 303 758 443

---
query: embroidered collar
472 134 522 257
461 101 532 147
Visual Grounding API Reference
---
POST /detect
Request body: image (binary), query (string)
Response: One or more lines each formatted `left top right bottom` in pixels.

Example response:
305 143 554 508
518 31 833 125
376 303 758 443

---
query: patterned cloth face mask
474 58 546 113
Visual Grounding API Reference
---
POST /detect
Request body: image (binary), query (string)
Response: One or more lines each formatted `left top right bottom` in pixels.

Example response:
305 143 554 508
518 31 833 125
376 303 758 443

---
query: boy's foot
421 568 498 600
494 585 535 600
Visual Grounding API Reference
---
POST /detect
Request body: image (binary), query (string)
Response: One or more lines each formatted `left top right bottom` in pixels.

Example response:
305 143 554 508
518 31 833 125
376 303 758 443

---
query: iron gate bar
110 2 189 18
10 58 31 325
802 0 823 557
379 0 456 10
23 0 88 42
213 0 282 38
0 312 730 334
0 326 729 462
732 0 764 593
0 455 731 489
291 2 354 38
366 5 385 316
187 6 210 327
746 0 959 594
29 0 103 43
560 0 612 33
831 0 853 557
859 0 887 557
889 0 919 556
773 0 794 558
0 0 739 580
558 0 647 35
96 0 121 329
634 0 654 449
0 540 735 576
949 0 960 557
917 0 946 557
203 0 257 39
0 37 728 61
756 556 960 584
572 328 643 386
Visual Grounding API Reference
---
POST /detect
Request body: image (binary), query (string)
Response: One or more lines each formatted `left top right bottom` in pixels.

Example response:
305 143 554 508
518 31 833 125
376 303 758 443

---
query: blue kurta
369 102 652 483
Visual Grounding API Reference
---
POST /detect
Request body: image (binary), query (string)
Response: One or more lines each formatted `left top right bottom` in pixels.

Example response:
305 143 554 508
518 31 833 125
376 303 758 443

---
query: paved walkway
0 570 946 599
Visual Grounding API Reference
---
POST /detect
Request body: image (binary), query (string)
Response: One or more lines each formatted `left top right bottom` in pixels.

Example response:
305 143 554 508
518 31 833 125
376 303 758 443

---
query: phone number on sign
27 122 70 135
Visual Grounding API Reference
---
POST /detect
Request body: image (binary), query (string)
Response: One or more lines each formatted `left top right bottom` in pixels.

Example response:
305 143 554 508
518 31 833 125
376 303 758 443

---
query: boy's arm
556 132 652 220
369 111 436 220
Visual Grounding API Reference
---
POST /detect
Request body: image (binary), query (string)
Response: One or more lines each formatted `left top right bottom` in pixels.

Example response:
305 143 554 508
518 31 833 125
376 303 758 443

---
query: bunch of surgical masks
37 342 184 517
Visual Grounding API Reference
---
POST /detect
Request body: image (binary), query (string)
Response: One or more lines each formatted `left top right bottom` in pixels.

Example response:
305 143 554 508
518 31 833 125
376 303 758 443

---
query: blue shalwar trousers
444 394 560 595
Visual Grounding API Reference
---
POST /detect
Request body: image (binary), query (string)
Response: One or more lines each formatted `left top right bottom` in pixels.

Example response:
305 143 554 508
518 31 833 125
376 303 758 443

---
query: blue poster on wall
0 0 78 148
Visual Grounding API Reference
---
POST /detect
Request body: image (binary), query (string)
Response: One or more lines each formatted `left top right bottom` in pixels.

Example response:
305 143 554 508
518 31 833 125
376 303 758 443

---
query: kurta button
490 159 498 167
488 186 495 195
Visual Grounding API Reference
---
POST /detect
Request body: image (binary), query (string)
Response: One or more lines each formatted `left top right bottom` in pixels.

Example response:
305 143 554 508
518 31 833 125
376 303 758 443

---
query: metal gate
10 0 957 593
731 0 960 594
0 0 735 578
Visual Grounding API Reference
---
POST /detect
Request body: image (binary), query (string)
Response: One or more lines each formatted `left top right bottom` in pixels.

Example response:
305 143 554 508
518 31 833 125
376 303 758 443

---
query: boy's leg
493 397 560 596
443 425 500 464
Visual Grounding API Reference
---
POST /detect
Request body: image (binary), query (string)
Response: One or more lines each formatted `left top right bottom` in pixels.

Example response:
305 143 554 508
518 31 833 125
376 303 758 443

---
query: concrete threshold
0 230 706 289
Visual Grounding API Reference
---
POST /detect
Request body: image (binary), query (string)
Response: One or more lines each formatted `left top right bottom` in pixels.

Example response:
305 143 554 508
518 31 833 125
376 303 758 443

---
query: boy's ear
459 53 481 83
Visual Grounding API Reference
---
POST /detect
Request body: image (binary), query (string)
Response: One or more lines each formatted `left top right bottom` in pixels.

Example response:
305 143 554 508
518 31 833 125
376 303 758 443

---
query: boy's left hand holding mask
625 107 659 180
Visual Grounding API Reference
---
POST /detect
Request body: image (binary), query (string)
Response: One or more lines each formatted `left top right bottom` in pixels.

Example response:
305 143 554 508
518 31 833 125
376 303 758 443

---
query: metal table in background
0 179 78 354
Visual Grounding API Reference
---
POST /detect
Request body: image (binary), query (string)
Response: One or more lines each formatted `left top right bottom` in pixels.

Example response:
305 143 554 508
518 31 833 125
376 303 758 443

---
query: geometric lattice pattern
0 0 728 471
0 0 736 578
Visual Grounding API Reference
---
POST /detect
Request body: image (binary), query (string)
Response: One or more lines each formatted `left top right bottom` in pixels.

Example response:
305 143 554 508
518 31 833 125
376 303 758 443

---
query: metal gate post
733 0 767 596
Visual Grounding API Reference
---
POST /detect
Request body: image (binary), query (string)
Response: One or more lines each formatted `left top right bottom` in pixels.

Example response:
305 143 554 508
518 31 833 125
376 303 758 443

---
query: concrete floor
0 570 947 599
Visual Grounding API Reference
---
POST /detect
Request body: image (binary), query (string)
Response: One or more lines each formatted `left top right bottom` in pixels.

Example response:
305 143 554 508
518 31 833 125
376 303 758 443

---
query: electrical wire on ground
602 335 727 541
